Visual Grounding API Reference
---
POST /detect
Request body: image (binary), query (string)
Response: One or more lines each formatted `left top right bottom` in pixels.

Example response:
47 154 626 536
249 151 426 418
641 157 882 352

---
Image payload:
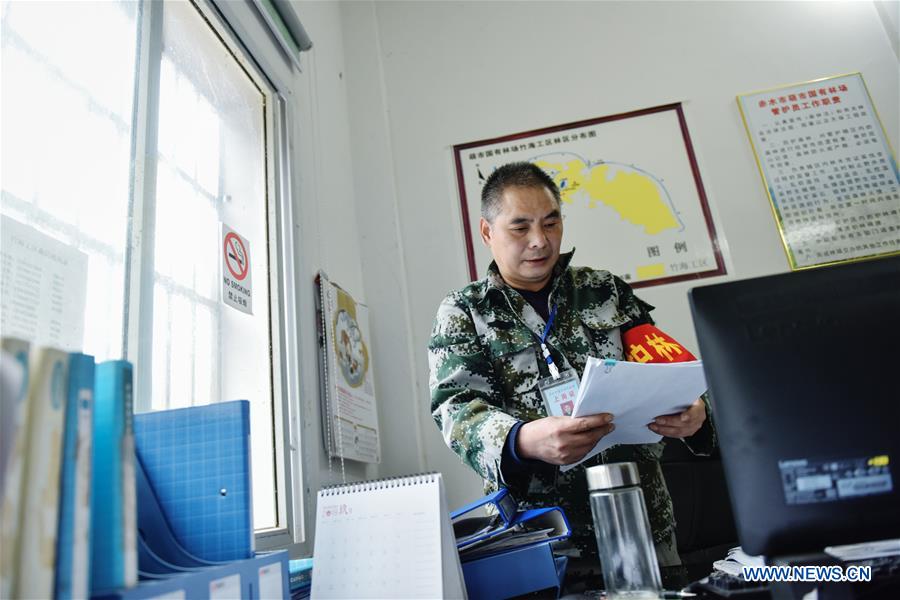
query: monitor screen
688 256 900 558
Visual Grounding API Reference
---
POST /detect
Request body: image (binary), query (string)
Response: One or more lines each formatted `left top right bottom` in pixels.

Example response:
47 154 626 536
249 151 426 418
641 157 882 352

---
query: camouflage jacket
428 251 716 557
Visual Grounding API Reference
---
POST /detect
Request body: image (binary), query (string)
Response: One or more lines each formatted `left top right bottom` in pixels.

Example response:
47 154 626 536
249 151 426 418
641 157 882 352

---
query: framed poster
452 103 726 287
737 73 900 269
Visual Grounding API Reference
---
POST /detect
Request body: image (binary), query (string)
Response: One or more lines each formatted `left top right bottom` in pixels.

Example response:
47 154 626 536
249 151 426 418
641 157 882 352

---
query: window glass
2 0 280 533
1 0 138 361
151 0 276 530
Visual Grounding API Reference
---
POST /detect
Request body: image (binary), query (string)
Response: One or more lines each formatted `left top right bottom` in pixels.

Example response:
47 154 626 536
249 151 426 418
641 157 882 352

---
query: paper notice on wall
1 215 88 351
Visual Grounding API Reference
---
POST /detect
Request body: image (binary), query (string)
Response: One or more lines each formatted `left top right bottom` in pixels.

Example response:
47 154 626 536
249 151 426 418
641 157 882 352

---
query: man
428 161 715 590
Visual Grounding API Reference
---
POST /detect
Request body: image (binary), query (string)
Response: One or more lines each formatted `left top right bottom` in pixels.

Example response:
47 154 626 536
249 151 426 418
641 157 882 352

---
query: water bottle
586 462 663 599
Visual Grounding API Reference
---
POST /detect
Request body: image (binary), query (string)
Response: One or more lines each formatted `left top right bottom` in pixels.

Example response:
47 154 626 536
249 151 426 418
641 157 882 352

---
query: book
289 557 313 591
311 472 465 599
91 360 138 592
55 352 96 600
13 346 70 599
0 337 30 599
0 339 28 497
133 400 254 562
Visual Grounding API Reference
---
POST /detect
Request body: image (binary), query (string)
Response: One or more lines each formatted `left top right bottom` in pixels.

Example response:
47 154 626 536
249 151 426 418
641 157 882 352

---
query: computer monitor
688 255 900 558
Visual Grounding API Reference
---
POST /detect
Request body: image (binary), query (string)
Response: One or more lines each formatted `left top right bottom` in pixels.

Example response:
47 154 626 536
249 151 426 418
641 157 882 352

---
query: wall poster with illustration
453 103 726 287
316 272 380 464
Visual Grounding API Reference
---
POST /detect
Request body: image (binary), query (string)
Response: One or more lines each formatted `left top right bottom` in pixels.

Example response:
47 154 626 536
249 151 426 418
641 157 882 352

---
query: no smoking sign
221 223 252 314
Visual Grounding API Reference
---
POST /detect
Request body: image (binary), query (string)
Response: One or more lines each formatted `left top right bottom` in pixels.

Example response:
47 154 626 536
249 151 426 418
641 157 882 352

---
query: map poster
316 272 381 464
737 73 900 270
452 103 726 287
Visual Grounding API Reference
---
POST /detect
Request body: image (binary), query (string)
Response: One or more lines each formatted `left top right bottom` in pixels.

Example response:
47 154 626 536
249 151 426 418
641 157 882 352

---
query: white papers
561 358 707 472
713 546 765 577
459 527 556 560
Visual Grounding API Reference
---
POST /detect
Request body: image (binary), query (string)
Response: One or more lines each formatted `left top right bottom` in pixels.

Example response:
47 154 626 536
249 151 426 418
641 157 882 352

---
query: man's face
480 185 563 291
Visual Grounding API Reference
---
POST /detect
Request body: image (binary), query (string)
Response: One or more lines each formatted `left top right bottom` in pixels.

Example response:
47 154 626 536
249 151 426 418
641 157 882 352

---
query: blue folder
133 400 253 562
93 400 290 599
452 488 571 558
451 487 518 548
459 543 569 599
91 551 289 600
451 490 572 598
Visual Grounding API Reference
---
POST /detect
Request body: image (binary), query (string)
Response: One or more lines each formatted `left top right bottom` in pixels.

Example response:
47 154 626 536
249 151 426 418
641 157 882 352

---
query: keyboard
686 571 771 599
848 553 900 581
686 553 900 599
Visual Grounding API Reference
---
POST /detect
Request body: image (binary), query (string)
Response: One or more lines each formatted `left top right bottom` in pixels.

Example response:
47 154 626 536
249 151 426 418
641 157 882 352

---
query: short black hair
480 162 561 223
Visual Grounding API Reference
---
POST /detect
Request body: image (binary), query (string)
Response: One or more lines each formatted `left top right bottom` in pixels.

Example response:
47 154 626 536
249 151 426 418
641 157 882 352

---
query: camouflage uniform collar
484 249 576 292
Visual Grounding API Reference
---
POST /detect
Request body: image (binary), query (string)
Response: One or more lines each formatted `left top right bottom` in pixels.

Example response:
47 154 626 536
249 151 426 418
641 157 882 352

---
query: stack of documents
459 525 557 560
562 358 708 471
713 547 765 577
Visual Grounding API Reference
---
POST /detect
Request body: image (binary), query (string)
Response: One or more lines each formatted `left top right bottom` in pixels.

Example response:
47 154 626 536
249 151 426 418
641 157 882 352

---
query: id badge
538 369 580 417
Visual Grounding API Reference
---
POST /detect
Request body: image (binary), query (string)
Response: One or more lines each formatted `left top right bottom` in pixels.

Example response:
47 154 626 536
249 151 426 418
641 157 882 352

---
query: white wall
224 0 435 556
288 0 427 495
875 0 900 58
267 0 431 554
220 0 377 554
330 0 899 510
286 1 373 550
337 1 428 479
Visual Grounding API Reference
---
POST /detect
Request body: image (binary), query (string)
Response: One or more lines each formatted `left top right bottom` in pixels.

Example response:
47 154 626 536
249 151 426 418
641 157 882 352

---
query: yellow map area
535 158 679 235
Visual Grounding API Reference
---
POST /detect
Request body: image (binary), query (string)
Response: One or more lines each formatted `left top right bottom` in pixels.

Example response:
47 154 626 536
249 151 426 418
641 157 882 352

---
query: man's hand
516 414 615 465
649 397 706 438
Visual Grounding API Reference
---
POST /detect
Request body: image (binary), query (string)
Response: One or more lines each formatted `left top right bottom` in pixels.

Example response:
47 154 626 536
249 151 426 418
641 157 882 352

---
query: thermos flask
586 461 663 599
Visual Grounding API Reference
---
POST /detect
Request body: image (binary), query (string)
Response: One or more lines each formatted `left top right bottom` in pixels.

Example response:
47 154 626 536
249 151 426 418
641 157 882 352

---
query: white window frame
126 0 305 551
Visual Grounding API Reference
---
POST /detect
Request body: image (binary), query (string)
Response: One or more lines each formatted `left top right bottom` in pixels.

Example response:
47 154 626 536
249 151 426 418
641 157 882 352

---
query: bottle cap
585 462 640 491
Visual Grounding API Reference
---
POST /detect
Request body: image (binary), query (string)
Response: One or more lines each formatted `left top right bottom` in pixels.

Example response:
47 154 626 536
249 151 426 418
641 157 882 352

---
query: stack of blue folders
451 488 571 599
92 400 288 599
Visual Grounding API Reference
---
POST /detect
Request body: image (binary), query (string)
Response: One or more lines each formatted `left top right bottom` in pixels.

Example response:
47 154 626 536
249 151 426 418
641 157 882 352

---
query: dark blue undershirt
501 281 555 479
514 280 552 323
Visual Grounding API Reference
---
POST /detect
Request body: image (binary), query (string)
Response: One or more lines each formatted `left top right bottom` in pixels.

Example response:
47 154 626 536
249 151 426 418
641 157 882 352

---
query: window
1 0 137 361
1 0 298 541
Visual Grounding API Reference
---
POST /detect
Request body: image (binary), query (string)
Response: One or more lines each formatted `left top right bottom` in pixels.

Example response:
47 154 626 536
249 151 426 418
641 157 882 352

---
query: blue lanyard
539 305 561 379
541 304 557 344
